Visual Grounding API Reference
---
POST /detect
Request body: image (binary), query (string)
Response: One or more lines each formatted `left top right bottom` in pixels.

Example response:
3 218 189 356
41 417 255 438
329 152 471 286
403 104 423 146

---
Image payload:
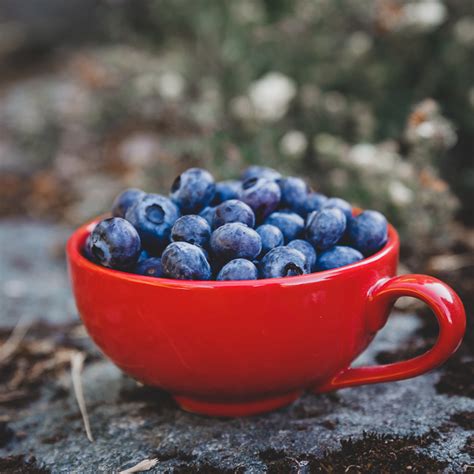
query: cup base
173 390 302 417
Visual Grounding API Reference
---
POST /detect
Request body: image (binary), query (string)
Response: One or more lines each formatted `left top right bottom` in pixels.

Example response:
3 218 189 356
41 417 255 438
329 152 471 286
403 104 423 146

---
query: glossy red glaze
66 218 466 417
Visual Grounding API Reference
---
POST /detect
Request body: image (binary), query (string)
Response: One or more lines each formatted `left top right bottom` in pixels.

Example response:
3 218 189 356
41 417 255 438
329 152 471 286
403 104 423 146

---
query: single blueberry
210 222 262 262
199 206 216 227
213 199 255 229
212 180 242 205
217 259 258 281
170 168 216 213
240 165 282 182
135 257 164 278
305 192 328 215
83 234 96 262
322 197 353 221
278 177 309 215
138 249 150 262
171 215 211 247
306 208 346 250
287 239 317 273
347 210 388 256
111 188 146 218
161 242 211 280
125 193 180 254
315 246 363 271
256 224 284 256
240 177 281 222
259 246 307 279
264 211 305 243
90 217 141 269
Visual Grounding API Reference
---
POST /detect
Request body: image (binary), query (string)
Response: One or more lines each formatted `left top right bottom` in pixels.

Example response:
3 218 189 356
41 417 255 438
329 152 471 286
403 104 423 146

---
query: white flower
119 132 161 167
415 121 437 139
158 72 185 99
347 32 373 57
280 131 307 156
349 143 398 173
248 72 297 121
349 144 378 167
323 92 347 114
230 95 254 120
389 181 414 206
454 17 474 45
403 1 447 30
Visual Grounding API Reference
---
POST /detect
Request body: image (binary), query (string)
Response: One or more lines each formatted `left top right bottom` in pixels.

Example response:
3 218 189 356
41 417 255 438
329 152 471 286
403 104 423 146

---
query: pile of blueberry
84 166 388 281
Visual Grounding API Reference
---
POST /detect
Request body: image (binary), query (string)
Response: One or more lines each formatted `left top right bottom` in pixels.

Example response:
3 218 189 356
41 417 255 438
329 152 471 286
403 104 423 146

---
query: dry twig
0 317 32 363
70 352 94 442
119 458 158 473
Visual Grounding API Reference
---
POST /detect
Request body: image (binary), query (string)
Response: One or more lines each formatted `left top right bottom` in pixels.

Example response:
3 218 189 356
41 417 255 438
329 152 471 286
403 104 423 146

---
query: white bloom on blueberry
248 72 296 121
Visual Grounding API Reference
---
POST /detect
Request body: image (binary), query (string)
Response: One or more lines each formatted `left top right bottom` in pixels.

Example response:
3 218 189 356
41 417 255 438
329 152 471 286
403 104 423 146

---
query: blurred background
0 0 472 300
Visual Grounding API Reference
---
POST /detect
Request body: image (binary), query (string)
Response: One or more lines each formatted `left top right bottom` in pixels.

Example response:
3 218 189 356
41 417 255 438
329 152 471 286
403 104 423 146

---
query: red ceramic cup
66 218 466 417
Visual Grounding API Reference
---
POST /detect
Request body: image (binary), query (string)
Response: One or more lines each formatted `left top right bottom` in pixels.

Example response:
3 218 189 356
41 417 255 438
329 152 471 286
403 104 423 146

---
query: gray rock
0 219 76 328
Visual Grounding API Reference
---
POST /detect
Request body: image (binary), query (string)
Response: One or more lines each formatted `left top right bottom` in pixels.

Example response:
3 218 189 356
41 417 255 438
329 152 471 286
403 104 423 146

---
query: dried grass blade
70 352 94 442
119 458 158 473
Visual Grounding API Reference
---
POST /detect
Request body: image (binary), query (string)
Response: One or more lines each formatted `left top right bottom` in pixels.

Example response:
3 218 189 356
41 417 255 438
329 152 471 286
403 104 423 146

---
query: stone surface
0 220 473 472
0 220 76 328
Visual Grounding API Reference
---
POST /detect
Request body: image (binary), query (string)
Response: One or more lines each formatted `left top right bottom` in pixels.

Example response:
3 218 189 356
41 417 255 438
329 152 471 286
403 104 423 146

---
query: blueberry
315 246 363 271
83 234 96 262
256 224 284 256
199 206 216 227
278 177 309 215
240 165 281 182
259 246 307 279
264 211 305 243
111 188 146 218
217 259 258 281
135 257 164 278
161 242 211 280
240 177 281 221
170 168 216 213
171 215 211 247
306 208 346 250
210 223 262 262
347 210 388 256
213 199 255 229
125 193 180 254
322 197 353 221
212 180 242 205
287 239 317 273
90 217 141 269
138 249 150 262
305 192 328 215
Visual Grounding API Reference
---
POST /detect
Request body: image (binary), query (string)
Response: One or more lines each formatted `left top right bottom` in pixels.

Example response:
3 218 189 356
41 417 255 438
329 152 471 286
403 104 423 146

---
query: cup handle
316 274 466 392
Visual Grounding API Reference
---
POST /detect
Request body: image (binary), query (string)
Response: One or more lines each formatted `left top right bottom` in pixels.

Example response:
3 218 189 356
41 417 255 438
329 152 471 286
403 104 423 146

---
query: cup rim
67 215 399 289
